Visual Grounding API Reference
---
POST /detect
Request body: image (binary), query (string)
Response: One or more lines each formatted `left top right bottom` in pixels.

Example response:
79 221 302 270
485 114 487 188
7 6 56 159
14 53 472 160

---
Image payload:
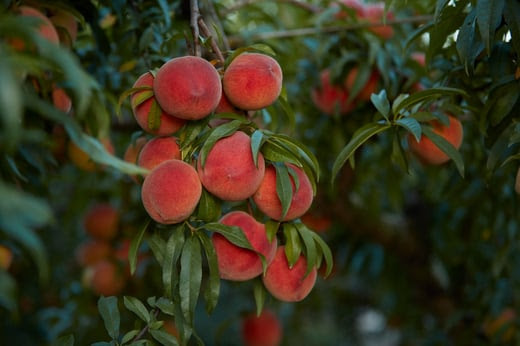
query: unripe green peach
213 211 277 281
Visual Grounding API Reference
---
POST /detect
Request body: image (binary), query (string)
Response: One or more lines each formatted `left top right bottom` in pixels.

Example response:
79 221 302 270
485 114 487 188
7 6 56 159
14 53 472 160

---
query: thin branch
131 309 160 342
223 0 321 16
202 0 231 51
198 17 226 65
190 0 201 56
228 15 433 45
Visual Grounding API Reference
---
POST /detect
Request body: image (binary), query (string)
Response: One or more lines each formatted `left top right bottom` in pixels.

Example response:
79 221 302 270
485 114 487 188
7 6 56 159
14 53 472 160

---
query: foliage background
1 0 520 345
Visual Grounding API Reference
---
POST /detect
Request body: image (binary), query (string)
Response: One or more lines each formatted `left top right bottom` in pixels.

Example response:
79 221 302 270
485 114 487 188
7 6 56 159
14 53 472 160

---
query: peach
141 159 202 224
49 9 78 46
137 136 181 172
311 69 354 116
363 3 395 39
223 53 282 110
132 72 186 135
262 246 317 302
83 203 120 240
67 137 115 171
52 86 72 113
89 259 126 296
408 114 463 165
411 52 426 67
345 67 379 102
197 131 265 201
12 6 59 49
242 309 283 346
154 56 221 120
163 320 179 338
212 211 277 281
253 163 313 221
333 0 365 19
0 245 13 270
75 239 112 267
301 211 332 233
123 136 148 165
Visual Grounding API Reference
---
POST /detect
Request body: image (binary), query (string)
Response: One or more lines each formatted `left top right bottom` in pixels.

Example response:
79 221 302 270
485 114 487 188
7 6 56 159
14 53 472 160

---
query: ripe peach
311 69 354 116
141 159 202 224
363 3 395 39
123 136 148 165
154 56 221 120
132 72 186 135
333 0 365 19
67 137 115 171
83 203 120 240
253 163 313 221
411 52 426 67
408 114 463 165
75 239 112 267
223 53 282 110
12 6 60 49
0 245 13 270
137 136 181 173
301 211 332 233
163 320 179 338
89 259 126 296
197 131 265 201
212 211 277 281
345 67 379 102
242 310 283 346
49 9 78 46
262 246 317 302
52 86 72 113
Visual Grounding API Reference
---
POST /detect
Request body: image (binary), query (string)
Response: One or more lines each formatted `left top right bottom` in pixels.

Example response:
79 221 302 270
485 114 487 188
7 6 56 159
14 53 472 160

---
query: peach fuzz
75 239 112 267
89 259 126 296
154 56 221 120
83 203 120 240
197 131 265 201
345 67 379 102
67 137 115 171
137 136 181 172
408 115 463 165
132 72 186 135
262 246 317 302
12 6 60 50
242 309 283 346
363 3 395 39
253 163 313 221
0 245 13 270
311 69 354 116
212 211 277 281
141 159 202 224
223 53 282 110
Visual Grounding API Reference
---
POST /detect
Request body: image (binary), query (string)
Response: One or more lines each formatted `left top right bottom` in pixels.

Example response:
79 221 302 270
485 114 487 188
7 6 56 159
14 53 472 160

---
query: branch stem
190 0 201 56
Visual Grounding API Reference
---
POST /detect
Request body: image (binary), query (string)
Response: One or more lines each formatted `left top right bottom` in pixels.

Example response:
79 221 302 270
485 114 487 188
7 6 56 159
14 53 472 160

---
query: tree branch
202 0 231 52
198 17 226 65
190 0 201 56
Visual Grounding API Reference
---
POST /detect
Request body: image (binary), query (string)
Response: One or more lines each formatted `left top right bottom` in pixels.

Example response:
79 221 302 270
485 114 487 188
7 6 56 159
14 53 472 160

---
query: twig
202 0 231 51
198 17 226 65
131 309 160 342
190 0 201 56
223 0 321 16
227 15 433 44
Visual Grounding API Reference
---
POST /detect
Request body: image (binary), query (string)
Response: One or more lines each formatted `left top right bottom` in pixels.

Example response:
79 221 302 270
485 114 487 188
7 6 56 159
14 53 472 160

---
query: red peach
411 52 426 67
0 245 13 270
75 239 112 267
123 136 148 165
213 211 277 281
345 67 379 102
262 246 317 302
137 136 181 173
89 259 126 296
141 160 202 224
52 86 72 113
132 72 186 135
242 309 283 346
301 211 332 233
363 3 395 39
311 69 354 116
13 6 60 49
154 56 222 120
197 131 265 201
333 0 365 19
49 9 78 46
253 163 313 221
408 114 463 165
223 53 283 110
83 203 120 241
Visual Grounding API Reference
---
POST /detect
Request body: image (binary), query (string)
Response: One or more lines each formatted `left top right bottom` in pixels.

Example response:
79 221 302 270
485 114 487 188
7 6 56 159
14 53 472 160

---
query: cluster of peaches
123 52 321 302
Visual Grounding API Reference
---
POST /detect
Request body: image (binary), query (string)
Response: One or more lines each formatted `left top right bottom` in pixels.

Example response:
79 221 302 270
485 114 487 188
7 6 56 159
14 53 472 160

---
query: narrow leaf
179 236 203 326
195 189 221 222
422 125 465 177
295 223 318 277
392 87 468 116
311 233 334 278
199 120 243 167
197 232 220 314
251 130 265 167
476 0 505 55
147 98 162 131
148 232 166 265
203 223 254 251
129 220 149 275
97 296 120 340
265 220 280 243
254 280 266 317
283 223 302 268
163 226 186 299
274 163 293 220
395 117 422 142
124 296 151 323
149 329 179 346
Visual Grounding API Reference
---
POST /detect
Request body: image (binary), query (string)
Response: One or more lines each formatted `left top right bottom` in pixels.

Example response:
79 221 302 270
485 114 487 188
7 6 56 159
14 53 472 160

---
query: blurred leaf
370 89 390 121
148 232 166 265
97 296 120 341
391 130 409 172
124 296 151 324
155 297 175 316
331 122 391 183
251 130 265 167
163 226 185 299
392 87 468 116
130 89 154 110
503 0 520 55
130 221 149 275
434 0 451 21
422 125 465 177
274 162 293 220
0 58 22 151
265 220 279 243
487 122 515 172
52 334 74 346
395 117 422 142
295 223 318 277
195 189 221 222
0 182 51 283
254 280 266 317
121 330 140 344
485 82 520 126
312 232 334 277
197 232 220 314
456 8 484 75
283 223 302 268
199 120 243 167
476 0 505 55
0 270 17 313
149 329 179 346
179 236 202 325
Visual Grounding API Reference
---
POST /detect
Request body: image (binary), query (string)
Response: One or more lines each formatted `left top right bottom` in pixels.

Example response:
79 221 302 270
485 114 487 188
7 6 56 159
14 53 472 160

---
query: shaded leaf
179 236 202 325
195 189 221 222
251 130 265 167
265 220 280 243
504 0 520 55
254 280 266 317
392 87 468 116
163 226 186 299
422 125 465 177
295 223 318 277
52 334 74 346
395 117 422 142
129 221 149 275
199 120 243 167
370 89 390 121
311 233 334 277
0 270 17 312
149 329 179 346
274 162 293 221
456 8 484 75
283 223 302 268
97 296 120 340
476 0 505 55
197 232 220 314
124 296 150 323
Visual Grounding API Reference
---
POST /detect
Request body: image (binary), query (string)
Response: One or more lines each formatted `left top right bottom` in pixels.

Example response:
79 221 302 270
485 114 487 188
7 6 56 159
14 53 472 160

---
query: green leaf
456 8 484 75
116 85 153 116
311 233 334 278
226 44 277 67
274 163 293 220
121 330 140 344
124 296 151 323
391 130 409 173
195 189 221 222
197 232 220 314
130 89 154 109
395 117 422 142
476 0 505 55
155 297 175 316
331 122 391 183
148 232 166 265
179 236 203 326
156 0 172 27
148 98 162 131
283 223 302 268
130 221 149 275
504 0 520 55
260 140 301 166
179 119 205 151
269 134 320 182
199 120 243 167
422 125 465 177
295 223 318 277
0 59 22 151
370 89 390 121
97 296 120 341
149 329 179 346
202 223 254 251
265 220 280 243
163 226 186 299
0 270 17 312
392 87 468 116
486 82 520 126
254 280 266 317
251 130 265 167
52 334 74 346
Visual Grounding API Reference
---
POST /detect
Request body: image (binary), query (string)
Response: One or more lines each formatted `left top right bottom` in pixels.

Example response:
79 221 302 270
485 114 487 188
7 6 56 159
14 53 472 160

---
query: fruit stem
190 0 202 57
